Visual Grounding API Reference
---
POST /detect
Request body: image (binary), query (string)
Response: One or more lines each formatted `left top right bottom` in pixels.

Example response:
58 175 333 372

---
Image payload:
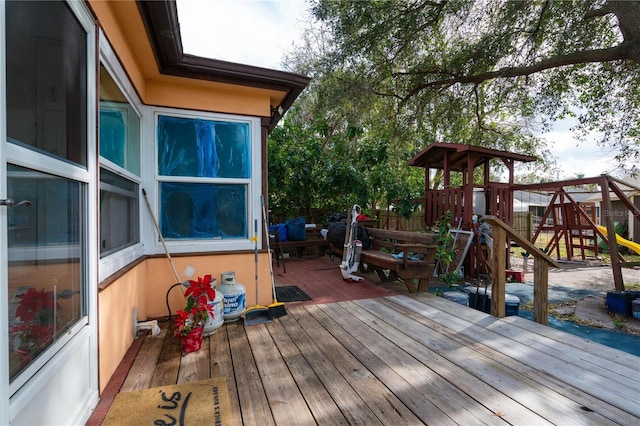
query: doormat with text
102 377 231 425
275 285 312 302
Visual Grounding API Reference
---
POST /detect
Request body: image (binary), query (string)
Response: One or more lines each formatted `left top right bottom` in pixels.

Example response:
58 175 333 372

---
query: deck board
209 326 243 426
100 257 640 426
291 305 421 425
365 297 618 425
177 338 210 383
265 318 349 425
305 303 455 425
119 328 165 392
345 299 553 425
276 310 384 425
501 314 640 369
448 299 638 388
149 322 181 388
227 321 274 426
390 294 638 425
416 294 640 407
317 302 505 426
245 323 317 424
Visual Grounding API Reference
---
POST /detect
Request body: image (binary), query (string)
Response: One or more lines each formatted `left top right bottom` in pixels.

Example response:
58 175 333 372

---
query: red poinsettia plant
11 288 57 353
174 274 216 337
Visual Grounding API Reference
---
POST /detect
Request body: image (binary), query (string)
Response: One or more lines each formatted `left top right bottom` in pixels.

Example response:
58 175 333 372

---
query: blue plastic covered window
157 115 250 178
159 182 246 239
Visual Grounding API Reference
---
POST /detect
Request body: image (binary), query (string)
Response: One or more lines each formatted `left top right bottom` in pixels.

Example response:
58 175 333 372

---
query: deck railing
423 184 513 228
424 187 464 226
482 216 560 325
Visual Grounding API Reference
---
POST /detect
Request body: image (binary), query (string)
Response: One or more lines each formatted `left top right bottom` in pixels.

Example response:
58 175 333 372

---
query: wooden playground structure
409 143 640 297
408 143 538 231
516 175 640 292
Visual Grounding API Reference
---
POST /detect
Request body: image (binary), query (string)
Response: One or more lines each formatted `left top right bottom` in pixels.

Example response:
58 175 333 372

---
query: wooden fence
276 207 533 244
511 211 533 241
376 209 427 232
375 209 533 241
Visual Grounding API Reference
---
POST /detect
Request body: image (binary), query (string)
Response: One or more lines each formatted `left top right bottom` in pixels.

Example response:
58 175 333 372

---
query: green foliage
442 271 462 286
394 195 420 221
434 211 460 285
435 212 454 264
301 0 640 174
612 318 626 330
273 0 640 219
268 102 424 221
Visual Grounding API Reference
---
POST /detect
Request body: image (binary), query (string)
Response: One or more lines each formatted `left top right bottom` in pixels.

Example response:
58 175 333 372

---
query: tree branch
530 0 550 39
583 4 611 20
607 0 640 46
392 1 448 64
473 84 503 136
402 43 631 100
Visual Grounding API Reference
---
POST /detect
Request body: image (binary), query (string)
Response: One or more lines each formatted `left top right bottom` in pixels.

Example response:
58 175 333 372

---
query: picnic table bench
331 228 438 292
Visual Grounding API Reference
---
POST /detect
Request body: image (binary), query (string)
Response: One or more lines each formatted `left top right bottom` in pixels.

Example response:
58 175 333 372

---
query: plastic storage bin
269 223 288 242
465 287 520 316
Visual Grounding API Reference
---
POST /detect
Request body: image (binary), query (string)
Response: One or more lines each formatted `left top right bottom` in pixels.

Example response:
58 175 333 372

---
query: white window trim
0 1 9 420
98 30 144 282
4 161 88 265
142 107 262 255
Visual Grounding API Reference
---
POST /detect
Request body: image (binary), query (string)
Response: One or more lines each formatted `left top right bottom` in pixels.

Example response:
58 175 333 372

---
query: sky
176 0 621 181
176 0 309 70
538 119 621 181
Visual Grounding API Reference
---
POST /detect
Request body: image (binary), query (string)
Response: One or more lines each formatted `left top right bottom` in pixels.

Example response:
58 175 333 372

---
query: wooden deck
91 257 640 425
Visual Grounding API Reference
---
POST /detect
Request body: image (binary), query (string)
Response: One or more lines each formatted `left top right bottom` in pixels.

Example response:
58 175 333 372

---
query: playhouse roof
407 143 537 171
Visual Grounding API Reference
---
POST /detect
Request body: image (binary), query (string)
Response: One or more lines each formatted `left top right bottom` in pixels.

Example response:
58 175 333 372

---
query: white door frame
1 1 99 424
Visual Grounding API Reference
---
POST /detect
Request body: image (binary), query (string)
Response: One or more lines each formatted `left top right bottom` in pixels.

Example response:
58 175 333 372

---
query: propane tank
217 271 246 323
202 279 224 336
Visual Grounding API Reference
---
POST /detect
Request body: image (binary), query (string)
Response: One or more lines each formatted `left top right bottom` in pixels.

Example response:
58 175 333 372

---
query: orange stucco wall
88 0 150 99
143 253 272 318
97 253 271 392
144 79 272 117
97 263 146 391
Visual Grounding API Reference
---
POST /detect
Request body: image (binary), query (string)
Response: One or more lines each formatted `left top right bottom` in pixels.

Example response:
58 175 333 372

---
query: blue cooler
632 299 640 320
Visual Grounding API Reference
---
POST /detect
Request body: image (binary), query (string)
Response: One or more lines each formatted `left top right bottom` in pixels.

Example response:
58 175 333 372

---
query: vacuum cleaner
340 204 364 282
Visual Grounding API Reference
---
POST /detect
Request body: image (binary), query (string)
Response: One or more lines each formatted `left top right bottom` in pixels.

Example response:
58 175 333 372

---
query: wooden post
465 154 475 228
601 175 624 292
533 259 549 325
491 225 506 318
443 151 450 187
483 215 559 325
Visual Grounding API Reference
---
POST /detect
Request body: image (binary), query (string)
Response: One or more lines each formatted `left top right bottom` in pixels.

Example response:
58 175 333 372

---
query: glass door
6 164 86 385
2 2 98 423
